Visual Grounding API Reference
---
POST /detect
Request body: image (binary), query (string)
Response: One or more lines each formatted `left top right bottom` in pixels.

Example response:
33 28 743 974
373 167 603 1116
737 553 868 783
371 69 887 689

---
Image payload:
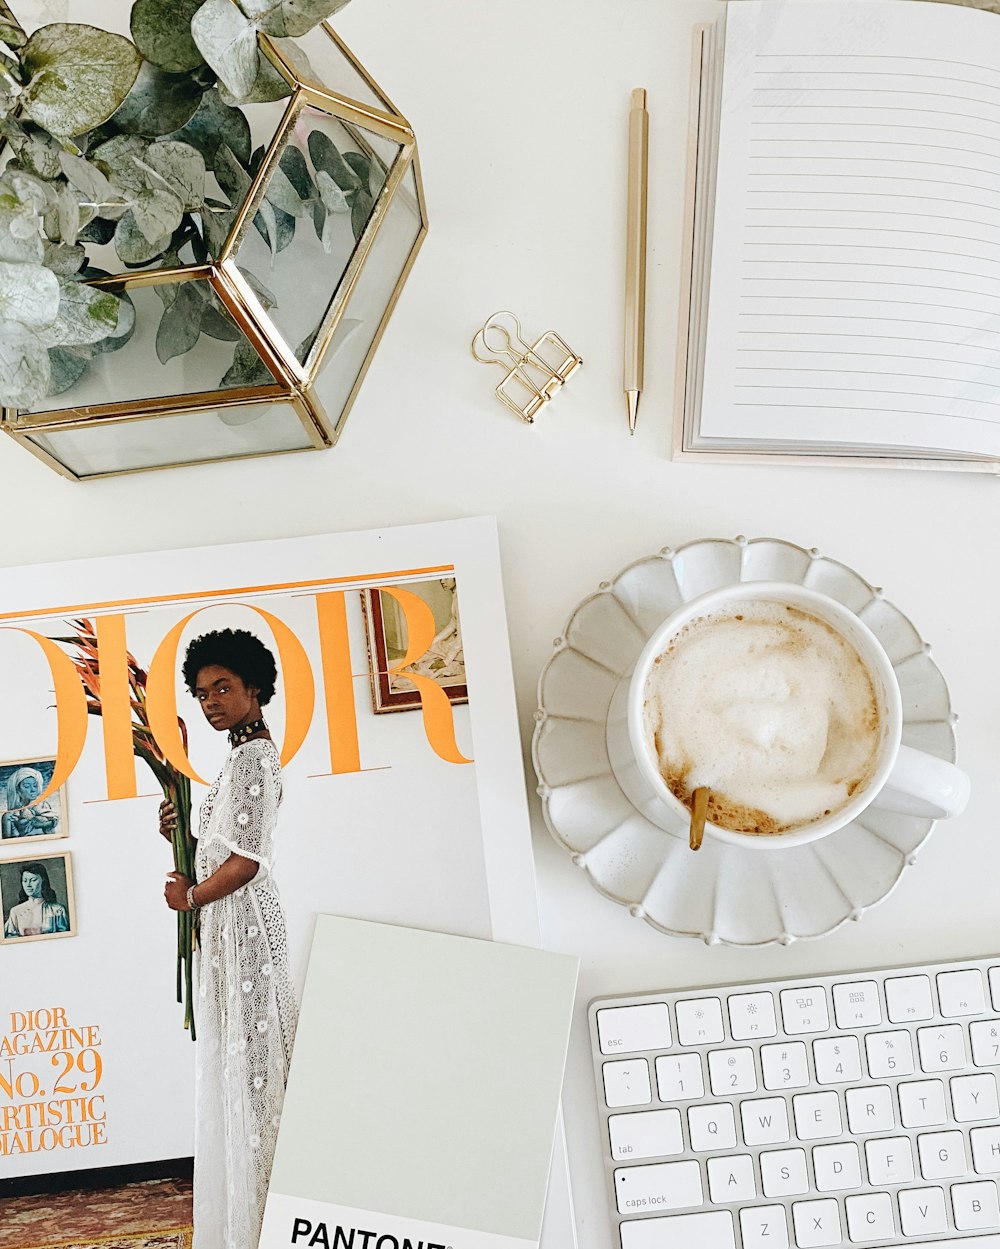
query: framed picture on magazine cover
0 757 68 843
362 578 469 713
0 851 76 943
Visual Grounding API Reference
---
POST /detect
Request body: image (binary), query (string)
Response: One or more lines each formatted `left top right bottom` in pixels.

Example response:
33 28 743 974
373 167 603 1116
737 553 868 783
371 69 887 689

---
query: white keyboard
589 956 1000 1249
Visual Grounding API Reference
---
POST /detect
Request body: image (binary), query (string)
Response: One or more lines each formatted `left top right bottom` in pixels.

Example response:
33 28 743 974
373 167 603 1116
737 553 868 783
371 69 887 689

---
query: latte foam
642 601 881 835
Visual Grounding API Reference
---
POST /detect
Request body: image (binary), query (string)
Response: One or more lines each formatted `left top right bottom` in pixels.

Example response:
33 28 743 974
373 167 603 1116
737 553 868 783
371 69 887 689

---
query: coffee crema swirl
642 601 881 835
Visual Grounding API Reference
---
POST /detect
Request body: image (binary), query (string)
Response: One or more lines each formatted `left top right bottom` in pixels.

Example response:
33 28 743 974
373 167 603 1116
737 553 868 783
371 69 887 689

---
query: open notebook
675 0 1000 471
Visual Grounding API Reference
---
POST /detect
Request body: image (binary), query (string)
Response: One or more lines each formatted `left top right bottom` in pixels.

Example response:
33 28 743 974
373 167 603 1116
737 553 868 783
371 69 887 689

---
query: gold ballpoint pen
624 87 648 435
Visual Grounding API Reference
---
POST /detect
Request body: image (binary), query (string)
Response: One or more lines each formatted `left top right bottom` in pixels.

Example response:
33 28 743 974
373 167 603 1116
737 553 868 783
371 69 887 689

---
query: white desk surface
10 2 1000 1246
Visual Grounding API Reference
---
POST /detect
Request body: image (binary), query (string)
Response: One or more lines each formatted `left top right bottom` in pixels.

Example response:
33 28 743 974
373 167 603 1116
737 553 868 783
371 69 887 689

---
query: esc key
598 1003 671 1054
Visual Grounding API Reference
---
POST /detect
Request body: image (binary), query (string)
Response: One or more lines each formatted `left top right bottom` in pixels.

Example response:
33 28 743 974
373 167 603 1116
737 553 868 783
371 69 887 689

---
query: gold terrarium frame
0 25 428 481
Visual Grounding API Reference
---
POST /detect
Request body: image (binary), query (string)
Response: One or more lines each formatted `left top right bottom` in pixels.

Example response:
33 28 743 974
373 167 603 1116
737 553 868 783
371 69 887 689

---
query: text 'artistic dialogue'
0 1007 106 1156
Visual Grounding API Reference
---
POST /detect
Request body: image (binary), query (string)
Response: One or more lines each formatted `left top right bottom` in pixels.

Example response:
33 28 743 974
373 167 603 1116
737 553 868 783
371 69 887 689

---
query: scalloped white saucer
531 537 958 947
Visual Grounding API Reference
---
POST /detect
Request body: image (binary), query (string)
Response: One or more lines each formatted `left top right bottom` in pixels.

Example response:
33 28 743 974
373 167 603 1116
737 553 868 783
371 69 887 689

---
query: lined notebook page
699 0 1000 457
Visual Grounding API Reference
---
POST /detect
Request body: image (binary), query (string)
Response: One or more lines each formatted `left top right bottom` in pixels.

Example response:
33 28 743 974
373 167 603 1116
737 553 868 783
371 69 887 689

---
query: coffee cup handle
872 744 970 820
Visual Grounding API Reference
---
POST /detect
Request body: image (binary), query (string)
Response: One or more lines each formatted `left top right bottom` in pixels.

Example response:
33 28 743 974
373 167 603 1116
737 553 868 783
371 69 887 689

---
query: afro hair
182 629 278 706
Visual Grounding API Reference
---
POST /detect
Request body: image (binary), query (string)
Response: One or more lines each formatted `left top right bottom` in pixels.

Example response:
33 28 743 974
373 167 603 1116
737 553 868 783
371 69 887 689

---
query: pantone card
259 915 579 1249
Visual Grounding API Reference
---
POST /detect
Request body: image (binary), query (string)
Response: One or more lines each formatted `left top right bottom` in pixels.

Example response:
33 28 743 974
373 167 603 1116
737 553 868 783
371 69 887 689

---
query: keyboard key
729 991 777 1040
603 1059 651 1108
761 1147 809 1197
793 1090 842 1140
675 997 725 1045
620 1210 735 1249
953 1179 1000 1230
740 1204 789 1249
833 980 881 1028
898 1185 948 1236
918 1128 969 1179
991 967 1000 1012
791 1197 841 1247
865 1135 914 1185
780 987 829 1035
813 1142 861 1191
938 969 987 1017
973 1021 1000 1067
609 1109 683 1161
846 1084 895 1133
655 1053 704 1102
972 1126 1000 1174
845 1192 895 1242
919 1023 968 1072
952 1073 1000 1122
709 1046 757 1096
813 1036 861 1084
688 1102 737 1151
762 1041 810 1090
865 1029 914 1078
885 973 933 1023
707 1153 756 1202
614 1159 702 1215
598 1003 671 1054
741 1096 790 1146
899 1078 947 1128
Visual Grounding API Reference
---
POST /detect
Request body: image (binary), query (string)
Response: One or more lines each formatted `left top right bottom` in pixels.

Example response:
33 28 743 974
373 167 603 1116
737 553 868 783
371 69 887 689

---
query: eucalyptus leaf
92 134 150 195
0 2 26 49
143 141 206 210
350 189 372 240
47 345 87 395
79 285 135 355
191 0 259 102
217 48 290 105
254 196 279 256
0 320 51 407
156 281 204 363
131 0 205 73
0 208 44 263
36 277 119 347
59 152 114 207
236 264 276 310
167 88 251 165
21 24 143 137
307 130 360 192
213 141 251 207
111 61 204 137
315 169 348 214
343 150 371 186
279 145 313 200
0 260 59 327
201 299 242 341
263 162 305 217
1 119 63 180
78 216 116 245
43 241 86 274
55 183 81 245
237 0 352 38
221 338 274 388
200 203 234 258
130 186 184 243
114 209 171 264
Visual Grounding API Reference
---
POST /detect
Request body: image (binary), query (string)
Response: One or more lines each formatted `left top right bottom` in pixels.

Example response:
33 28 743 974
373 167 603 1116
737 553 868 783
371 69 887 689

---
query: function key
885 974 933 1023
832 980 881 1028
779 986 829 1035
676 997 725 1045
729 991 777 1040
597 1002 671 1055
937 969 986 1018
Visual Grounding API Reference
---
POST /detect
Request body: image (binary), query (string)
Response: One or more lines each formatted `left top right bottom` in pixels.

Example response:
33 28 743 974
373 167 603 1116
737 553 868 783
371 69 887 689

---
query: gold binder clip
471 311 582 424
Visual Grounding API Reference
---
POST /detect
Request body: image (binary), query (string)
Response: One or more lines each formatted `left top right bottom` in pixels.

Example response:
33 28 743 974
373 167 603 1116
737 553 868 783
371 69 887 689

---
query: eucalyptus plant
0 0 372 408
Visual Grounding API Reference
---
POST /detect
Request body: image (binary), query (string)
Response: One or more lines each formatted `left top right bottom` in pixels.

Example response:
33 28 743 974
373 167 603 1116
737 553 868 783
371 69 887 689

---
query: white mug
605 582 970 851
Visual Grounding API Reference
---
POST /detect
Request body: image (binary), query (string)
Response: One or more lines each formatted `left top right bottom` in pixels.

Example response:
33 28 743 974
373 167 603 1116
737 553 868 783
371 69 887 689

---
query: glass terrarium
1 24 426 479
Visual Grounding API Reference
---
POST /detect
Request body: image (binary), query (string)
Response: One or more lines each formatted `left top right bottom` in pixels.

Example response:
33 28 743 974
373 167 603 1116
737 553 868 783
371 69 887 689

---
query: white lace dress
192 739 298 1249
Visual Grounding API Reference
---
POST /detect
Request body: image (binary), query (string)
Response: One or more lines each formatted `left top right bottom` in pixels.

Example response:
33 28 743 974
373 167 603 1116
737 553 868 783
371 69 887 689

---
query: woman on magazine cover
160 628 298 1249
